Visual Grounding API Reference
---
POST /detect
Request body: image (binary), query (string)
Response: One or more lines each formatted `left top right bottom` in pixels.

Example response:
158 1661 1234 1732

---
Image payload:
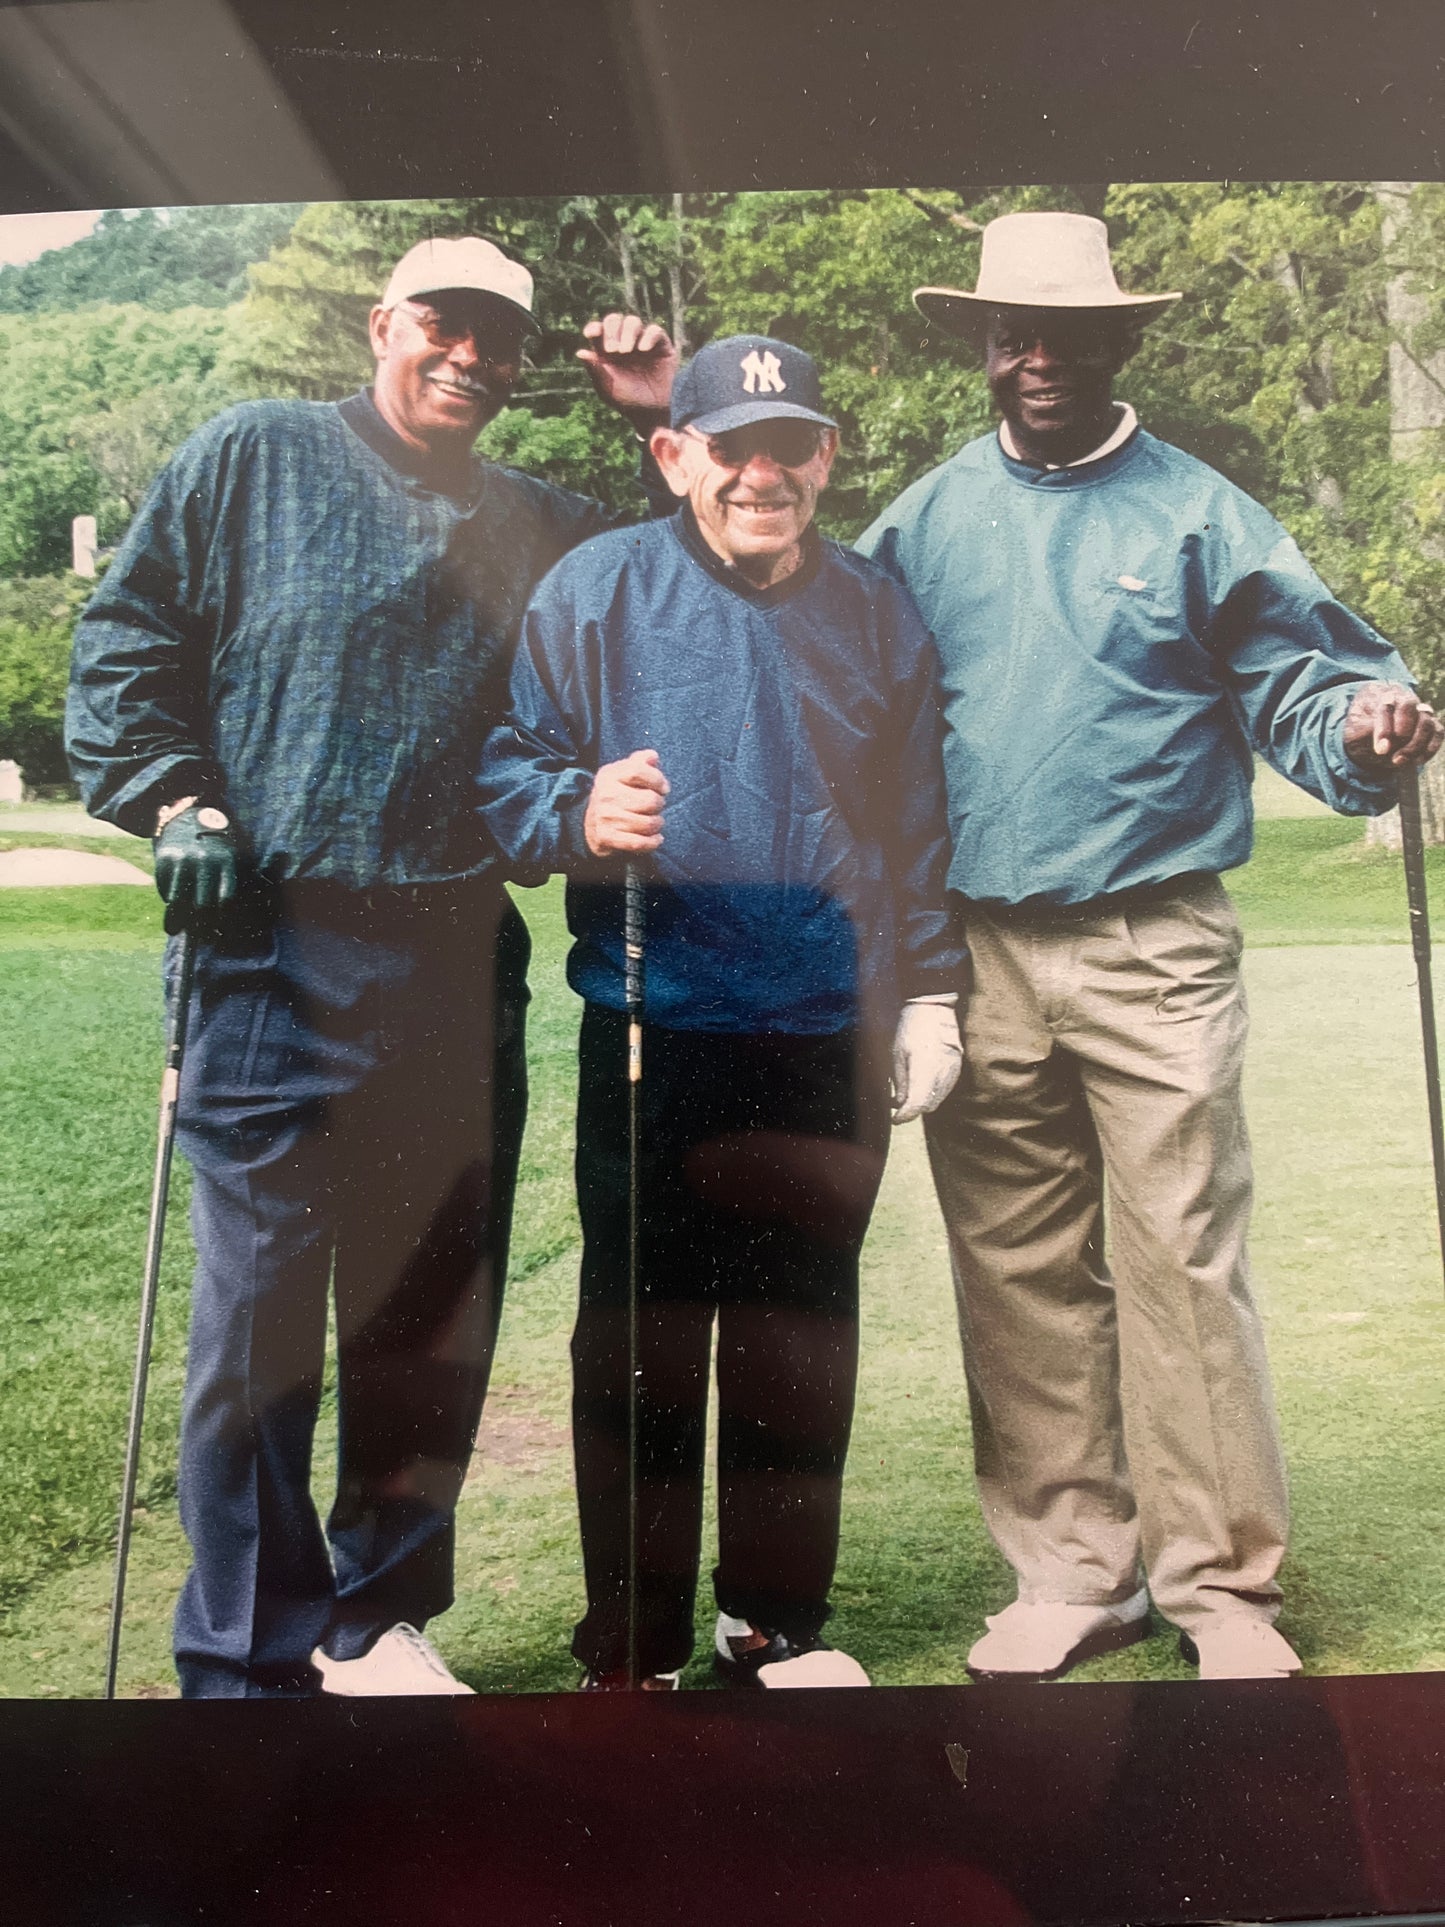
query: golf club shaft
1398 766 1445 1295
104 924 197 1699
623 864 645 1691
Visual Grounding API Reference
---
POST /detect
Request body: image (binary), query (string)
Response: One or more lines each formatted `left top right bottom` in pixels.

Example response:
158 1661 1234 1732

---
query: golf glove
152 800 239 932
891 998 963 1125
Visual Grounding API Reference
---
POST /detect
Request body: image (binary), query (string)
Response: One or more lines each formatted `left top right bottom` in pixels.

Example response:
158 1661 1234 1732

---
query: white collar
998 402 1138 470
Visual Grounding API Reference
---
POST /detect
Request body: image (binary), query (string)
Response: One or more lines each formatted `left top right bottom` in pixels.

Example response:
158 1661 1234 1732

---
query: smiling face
368 289 529 455
984 308 1138 465
651 419 838 588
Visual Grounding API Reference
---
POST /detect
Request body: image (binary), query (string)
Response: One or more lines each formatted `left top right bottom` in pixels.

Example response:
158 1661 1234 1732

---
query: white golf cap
914 211 1179 335
380 237 534 327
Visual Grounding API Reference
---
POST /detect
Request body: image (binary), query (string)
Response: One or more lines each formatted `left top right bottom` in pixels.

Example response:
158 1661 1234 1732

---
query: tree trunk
1366 183 1445 847
1373 181 1445 459
617 223 639 313
1270 249 1343 514
668 192 688 356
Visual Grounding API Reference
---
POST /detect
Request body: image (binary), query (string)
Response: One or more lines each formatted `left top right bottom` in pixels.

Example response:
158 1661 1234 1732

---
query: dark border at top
0 0 1442 215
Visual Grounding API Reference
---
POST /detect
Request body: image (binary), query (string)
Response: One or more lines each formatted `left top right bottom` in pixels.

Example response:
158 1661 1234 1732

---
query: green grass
2 816 1444 1696
1224 815 1440 946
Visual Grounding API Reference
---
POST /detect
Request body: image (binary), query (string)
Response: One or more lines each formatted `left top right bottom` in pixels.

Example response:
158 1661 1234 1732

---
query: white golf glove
891 997 964 1125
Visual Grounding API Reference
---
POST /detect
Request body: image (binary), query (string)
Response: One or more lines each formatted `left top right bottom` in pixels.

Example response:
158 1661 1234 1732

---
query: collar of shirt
675 501 824 605
339 388 484 502
997 402 1139 471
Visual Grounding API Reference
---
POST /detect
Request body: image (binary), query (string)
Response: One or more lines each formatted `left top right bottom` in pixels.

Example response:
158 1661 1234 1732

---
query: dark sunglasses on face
989 322 1123 366
398 299 528 363
690 421 827 469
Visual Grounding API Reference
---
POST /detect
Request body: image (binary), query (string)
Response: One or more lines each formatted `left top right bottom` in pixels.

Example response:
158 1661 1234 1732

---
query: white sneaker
311 1623 475 1697
1180 1619 1302 1680
966 1588 1151 1680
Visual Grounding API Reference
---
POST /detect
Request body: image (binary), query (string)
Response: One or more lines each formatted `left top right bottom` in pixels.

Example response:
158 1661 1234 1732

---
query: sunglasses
688 421 827 469
397 299 529 363
987 322 1128 367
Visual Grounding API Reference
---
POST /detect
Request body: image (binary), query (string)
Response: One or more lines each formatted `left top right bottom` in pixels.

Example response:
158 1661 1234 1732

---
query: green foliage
0 305 249 575
0 576 91 785
1107 182 1389 511
694 190 994 536
0 205 302 314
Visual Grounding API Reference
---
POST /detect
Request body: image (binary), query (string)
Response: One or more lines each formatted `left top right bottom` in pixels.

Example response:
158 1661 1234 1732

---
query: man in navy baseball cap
480 332 963 1690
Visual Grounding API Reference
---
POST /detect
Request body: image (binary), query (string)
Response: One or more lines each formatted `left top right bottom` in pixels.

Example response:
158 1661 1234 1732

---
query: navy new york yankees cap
669 334 838 436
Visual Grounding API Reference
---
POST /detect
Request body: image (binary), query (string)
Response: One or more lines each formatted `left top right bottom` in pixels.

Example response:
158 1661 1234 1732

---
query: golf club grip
624 865 645 1082
1399 767 1433 969
104 924 197 1698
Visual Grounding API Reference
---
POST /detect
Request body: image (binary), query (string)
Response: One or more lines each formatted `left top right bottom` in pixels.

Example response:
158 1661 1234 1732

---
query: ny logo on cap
740 348 786 395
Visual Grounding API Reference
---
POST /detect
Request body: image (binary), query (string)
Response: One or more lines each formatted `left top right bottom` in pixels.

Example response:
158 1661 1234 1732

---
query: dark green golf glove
152 802 239 933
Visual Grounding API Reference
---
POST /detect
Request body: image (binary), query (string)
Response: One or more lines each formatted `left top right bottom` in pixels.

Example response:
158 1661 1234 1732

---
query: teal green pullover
856 426 1408 906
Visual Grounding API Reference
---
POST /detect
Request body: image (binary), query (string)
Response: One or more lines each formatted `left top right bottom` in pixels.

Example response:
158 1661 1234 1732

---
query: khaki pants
924 876 1288 1633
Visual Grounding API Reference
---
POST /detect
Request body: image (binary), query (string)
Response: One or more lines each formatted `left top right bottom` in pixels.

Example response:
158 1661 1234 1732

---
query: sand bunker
0 847 151 887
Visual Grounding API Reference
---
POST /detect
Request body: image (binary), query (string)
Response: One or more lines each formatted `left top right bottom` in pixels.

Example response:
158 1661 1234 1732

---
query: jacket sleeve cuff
898 959 970 1005
104 760 226 840
554 778 597 867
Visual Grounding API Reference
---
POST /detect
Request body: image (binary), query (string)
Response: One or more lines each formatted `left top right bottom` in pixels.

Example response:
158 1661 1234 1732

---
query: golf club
1397 764 1445 1297
623 861 645 1690
104 922 198 1698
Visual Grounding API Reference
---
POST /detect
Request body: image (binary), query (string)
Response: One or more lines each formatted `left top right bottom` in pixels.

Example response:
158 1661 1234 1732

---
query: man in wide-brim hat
858 210 1441 1682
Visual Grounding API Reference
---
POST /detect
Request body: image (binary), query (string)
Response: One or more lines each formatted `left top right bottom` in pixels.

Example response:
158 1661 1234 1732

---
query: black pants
571 1007 890 1676
172 879 529 1697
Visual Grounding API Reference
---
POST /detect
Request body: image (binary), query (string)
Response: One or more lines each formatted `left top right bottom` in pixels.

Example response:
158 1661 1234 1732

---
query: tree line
3 184 1445 794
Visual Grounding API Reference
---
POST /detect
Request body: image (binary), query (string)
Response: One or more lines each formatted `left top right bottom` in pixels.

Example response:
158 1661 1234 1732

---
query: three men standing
859 211 1442 1680
69 209 1441 1697
68 237 676 1697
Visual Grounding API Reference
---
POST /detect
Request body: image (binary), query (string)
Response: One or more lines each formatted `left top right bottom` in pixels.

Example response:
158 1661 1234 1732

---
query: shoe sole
967 1612 1152 1682
1177 1630 1300 1678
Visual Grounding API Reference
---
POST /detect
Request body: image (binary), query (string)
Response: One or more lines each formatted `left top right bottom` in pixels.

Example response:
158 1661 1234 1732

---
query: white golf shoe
312 1623 475 1696
714 1613 870 1688
1180 1619 1302 1680
966 1588 1152 1680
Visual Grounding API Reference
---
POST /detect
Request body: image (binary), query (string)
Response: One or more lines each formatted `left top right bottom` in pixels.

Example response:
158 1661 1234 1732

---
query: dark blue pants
170 880 528 1698
570 1009 889 1677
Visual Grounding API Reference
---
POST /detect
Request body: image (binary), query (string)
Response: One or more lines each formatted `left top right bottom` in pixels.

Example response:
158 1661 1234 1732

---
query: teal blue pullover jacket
856 425 1410 907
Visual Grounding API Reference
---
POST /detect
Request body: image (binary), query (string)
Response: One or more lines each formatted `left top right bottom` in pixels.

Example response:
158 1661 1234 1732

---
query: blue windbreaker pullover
856 425 1411 906
66 391 658 885
479 510 962 1034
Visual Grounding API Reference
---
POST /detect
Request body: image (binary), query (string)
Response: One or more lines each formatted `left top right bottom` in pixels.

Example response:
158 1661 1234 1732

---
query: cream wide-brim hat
913 211 1180 337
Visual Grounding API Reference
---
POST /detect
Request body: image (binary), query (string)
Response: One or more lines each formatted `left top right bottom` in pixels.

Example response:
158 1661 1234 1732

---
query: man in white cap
67 235 678 1698
857 210 1442 1681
